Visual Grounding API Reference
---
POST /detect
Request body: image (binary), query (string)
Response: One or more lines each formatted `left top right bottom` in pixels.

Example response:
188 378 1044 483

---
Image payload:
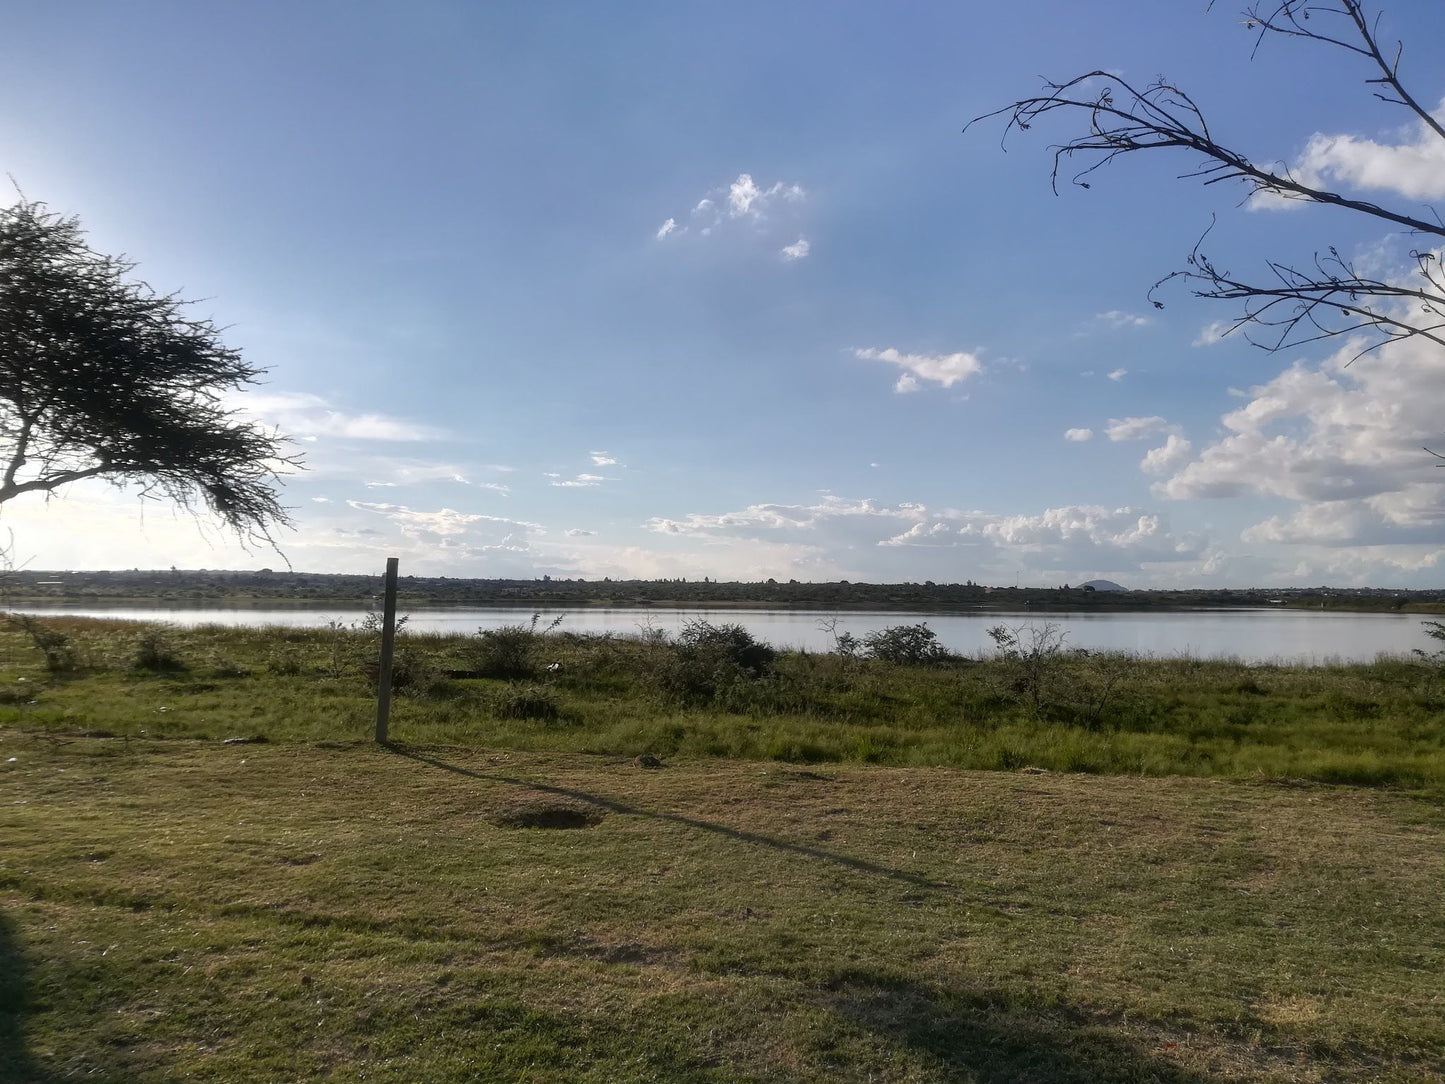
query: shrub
491 682 561 721
654 621 777 709
473 625 537 679
366 647 446 698
6 613 76 673
863 623 951 665
986 621 1069 720
472 613 562 680
676 620 775 676
131 628 185 672
266 647 305 676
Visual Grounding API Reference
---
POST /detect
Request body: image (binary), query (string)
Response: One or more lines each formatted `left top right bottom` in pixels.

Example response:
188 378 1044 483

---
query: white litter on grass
6 757 15 763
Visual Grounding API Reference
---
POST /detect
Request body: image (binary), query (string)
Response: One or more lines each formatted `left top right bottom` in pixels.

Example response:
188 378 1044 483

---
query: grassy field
1 617 1443 1081
0 616 1442 788
2 736 1443 1082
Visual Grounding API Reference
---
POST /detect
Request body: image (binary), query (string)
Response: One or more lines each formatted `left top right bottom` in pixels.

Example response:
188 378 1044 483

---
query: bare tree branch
968 1 1445 358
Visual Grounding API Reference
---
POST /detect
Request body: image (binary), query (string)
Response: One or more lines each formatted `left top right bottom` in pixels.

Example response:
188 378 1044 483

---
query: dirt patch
491 803 605 830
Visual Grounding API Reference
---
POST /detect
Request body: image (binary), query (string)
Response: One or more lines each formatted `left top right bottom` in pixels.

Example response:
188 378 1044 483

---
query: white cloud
565 528 596 537
589 451 619 466
854 347 984 392
1091 310 1151 330
1107 368 1128 382
1154 332 1445 546
1294 100 1445 202
646 494 1204 577
728 173 804 218
348 501 542 540
240 391 441 442
658 173 807 254
1140 434 1194 475
1106 416 1176 442
551 472 608 488
1193 321 1233 347
781 237 810 261
1064 428 1094 442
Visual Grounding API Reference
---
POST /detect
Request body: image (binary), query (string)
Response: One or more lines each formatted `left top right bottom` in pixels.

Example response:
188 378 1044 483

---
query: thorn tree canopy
0 199 295 542
969 0 1445 360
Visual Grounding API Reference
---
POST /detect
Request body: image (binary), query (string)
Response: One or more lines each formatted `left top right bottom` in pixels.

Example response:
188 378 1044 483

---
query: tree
0 199 294 542
970 1 1445 361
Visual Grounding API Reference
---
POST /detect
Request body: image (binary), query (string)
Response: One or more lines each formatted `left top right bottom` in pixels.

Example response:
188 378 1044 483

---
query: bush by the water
863 622 952 665
131 628 185 672
654 620 777 708
471 613 564 680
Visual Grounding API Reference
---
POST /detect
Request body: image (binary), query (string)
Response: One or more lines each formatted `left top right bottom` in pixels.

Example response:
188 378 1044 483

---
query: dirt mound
490 803 604 830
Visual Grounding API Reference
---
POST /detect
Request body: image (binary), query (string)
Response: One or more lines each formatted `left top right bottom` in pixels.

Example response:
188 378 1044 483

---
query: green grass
0 617 1443 789
2 736 1442 1082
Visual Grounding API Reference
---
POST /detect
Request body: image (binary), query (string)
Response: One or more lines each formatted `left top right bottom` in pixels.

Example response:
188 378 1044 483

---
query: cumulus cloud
657 173 807 253
1064 428 1094 442
854 347 984 393
1140 434 1194 475
1106 416 1177 442
565 528 596 537
589 451 620 466
780 237 810 261
1293 100 1445 202
646 494 1204 576
1107 368 1128 382
728 173 804 217
1154 331 1445 545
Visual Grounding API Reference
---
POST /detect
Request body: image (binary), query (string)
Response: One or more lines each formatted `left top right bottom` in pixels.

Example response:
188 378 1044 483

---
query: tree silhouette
970 1 1445 360
0 200 295 542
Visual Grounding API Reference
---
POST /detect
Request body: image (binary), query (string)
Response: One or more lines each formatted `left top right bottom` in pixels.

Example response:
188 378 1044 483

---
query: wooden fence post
374 557 399 743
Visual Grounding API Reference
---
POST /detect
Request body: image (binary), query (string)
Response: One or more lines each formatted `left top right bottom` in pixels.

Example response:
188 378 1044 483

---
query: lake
8 602 1437 664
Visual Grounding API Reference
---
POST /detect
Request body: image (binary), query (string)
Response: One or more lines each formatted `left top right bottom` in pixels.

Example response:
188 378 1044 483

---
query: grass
1 617 1442 1080
0 617 1442 789
1 736 1442 1082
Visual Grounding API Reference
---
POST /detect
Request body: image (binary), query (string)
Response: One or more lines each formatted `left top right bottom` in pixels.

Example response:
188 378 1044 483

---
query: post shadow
822 975 1218 1084
384 743 951 890
0 911 49 1084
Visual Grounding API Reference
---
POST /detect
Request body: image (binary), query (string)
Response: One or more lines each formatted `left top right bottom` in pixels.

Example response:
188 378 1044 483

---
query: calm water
10 602 1437 664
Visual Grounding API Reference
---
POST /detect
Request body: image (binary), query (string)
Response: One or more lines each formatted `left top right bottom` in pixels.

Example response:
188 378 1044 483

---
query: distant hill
1079 579 1128 592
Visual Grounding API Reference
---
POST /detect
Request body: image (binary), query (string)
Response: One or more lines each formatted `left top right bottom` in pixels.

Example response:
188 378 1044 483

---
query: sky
1 0 1443 587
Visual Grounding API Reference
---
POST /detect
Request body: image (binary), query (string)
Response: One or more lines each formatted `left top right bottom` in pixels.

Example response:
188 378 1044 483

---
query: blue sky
2 0 1442 586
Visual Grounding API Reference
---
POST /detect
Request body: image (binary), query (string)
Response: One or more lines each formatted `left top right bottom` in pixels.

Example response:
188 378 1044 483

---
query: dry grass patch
1 734 1442 1081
